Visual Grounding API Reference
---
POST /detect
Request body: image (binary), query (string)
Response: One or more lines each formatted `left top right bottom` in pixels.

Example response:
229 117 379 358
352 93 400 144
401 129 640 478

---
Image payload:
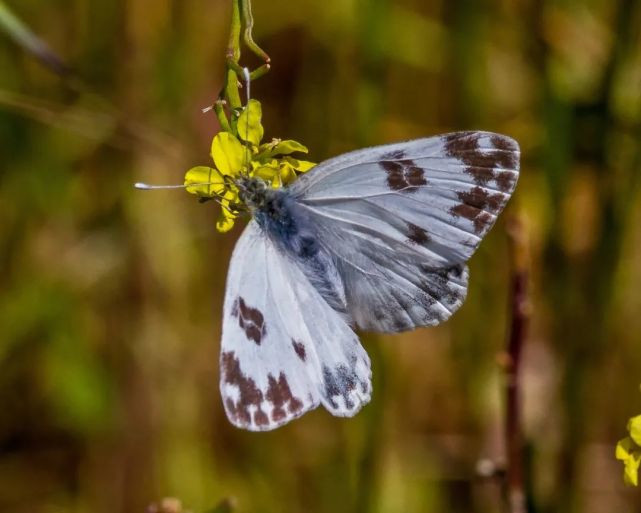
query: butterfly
220 131 519 430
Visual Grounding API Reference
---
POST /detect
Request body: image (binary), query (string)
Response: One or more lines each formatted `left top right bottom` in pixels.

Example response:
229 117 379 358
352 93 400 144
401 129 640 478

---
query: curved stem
240 0 270 63
214 100 232 132
218 0 271 130
222 0 242 110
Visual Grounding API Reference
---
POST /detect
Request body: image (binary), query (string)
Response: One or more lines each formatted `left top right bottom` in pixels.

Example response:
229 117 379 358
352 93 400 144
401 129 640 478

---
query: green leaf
629 415 641 446
184 166 225 197
237 99 264 145
211 132 245 176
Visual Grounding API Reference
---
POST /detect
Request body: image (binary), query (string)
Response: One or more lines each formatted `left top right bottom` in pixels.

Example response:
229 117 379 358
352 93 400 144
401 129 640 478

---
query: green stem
250 63 271 81
223 0 242 110
240 0 270 63
218 0 271 131
214 100 232 132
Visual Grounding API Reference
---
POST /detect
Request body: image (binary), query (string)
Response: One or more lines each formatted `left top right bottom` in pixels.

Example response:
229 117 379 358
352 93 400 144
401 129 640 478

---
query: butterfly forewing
221 221 371 430
289 131 519 332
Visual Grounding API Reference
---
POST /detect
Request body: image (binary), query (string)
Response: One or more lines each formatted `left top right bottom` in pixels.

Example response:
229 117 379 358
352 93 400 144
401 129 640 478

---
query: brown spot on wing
232 296 267 345
222 351 305 428
266 373 304 422
490 134 518 152
449 188 498 235
457 186 506 213
474 212 494 234
443 131 481 154
407 222 430 245
291 339 307 361
450 203 481 222
380 159 427 191
465 166 495 186
442 132 519 189
254 410 269 427
381 161 406 191
221 351 267 426
404 162 428 186
495 170 517 193
491 150 518 170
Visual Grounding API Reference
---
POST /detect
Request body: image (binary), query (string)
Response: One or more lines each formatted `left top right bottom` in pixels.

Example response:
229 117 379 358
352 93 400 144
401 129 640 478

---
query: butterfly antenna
134 182 215 190
135 182 243 214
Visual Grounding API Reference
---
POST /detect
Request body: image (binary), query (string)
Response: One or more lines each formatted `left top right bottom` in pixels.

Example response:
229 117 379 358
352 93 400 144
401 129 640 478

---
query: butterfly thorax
235 176 272 211
236 177 297 238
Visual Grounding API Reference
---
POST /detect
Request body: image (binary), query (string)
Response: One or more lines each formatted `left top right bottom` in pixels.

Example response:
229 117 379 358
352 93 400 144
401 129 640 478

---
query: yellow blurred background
1 0 641 512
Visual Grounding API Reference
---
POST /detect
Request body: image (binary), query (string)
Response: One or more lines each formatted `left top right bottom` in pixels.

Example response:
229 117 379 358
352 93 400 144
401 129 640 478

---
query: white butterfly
220 131 520 430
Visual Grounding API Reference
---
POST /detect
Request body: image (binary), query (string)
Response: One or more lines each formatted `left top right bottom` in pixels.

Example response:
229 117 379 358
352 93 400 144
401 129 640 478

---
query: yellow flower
183 99 315 233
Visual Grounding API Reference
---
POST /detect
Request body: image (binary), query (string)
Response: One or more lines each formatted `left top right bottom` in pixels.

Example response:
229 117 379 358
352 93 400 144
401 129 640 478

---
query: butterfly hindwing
221 221 371 430
289 131 519 332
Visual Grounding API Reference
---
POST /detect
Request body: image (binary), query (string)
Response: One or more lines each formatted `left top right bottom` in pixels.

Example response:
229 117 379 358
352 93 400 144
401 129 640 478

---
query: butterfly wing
220 221 371 431
289 131 520 332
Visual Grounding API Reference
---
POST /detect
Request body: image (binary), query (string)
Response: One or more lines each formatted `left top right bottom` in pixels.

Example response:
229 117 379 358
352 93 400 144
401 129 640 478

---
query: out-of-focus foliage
0 1 640 513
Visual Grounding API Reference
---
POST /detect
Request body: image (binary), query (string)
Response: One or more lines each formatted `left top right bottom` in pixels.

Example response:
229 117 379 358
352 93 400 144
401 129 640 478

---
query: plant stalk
503 217 530 513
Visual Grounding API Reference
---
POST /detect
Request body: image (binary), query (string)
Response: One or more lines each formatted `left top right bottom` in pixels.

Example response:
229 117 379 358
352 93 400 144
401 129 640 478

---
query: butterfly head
235 175 278 212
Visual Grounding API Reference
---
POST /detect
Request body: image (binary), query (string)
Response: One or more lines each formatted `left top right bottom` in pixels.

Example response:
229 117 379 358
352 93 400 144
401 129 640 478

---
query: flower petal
216 189 240 233
184 166 225 197
279 162 296 185
216 212 236 233
284 156 316 172
237 99 264 146
211 132 246 176
278 140 308 154
252 160 280 186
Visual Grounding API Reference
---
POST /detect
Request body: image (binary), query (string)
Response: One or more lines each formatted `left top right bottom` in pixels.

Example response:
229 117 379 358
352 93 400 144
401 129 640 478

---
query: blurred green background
1 0 641 512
